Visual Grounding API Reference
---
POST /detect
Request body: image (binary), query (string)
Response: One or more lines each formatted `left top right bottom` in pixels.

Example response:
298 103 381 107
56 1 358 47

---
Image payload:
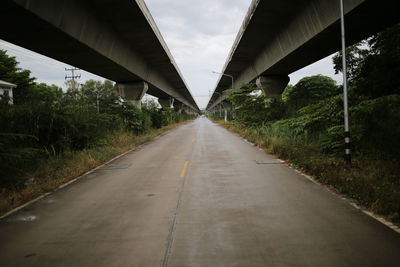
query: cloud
145 0 253 108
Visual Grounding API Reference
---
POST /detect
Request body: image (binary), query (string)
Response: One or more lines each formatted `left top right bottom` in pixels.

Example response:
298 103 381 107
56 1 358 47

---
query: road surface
0 118 399 266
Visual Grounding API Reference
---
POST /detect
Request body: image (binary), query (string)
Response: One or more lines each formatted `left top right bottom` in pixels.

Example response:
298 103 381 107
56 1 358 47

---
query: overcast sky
0 0 340 109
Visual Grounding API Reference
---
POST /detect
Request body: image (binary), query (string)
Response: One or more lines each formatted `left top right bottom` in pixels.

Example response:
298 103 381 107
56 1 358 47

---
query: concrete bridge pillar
222 101 232 122
115 81 148 109
186 107 197 115
173 101 184 113
256 75 290 96
158 97 174 109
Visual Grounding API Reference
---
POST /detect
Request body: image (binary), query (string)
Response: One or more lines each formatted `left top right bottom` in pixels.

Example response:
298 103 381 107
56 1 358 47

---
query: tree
80 79 118 113
226 83 285 125
0 50 35 104
285 75 340 114
332 23 400 98
281 84 294 103
356 24 400 98
332 41 370 82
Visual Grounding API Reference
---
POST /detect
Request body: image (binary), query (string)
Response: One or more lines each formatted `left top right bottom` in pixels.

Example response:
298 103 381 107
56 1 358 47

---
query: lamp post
340 0 351 164
212 71 234 122
207 98 218 119
210 91 223 119
212 71 234 91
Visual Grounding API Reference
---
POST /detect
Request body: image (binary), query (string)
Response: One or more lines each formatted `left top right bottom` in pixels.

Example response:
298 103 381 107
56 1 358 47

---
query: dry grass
0 121 191 216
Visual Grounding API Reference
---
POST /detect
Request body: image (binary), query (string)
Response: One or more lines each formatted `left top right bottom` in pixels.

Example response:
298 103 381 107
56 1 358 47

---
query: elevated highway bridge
207 0 400 110
1 0 199 112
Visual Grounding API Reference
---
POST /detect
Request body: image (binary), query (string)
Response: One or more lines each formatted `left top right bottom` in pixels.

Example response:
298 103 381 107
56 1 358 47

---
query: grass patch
216 120 400 223
0 121 191 216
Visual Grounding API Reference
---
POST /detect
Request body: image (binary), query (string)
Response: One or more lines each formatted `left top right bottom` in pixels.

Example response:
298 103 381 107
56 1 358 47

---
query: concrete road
0 118 399 267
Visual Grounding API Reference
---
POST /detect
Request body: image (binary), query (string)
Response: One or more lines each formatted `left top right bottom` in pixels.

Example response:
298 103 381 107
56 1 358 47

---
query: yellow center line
180 161 189 178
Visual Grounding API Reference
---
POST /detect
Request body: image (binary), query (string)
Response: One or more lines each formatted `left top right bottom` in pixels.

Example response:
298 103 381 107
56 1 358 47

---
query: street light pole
340 0 351 164
212 71 234 122
211 91 223 119
207 98 216 118
212 71 234 90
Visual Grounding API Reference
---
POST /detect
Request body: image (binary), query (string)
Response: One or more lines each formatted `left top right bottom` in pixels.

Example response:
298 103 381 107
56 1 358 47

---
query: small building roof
0 80 17 88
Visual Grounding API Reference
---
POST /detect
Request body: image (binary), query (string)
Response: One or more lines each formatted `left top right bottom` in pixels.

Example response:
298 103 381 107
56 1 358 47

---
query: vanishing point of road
0 118 399 267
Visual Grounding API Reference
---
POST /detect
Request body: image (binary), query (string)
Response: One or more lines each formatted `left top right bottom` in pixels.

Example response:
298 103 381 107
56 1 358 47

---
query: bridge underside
208 0 400 109
0 0 198 111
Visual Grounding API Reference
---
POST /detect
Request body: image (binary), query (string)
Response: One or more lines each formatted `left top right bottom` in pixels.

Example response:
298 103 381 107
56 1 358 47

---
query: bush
0 50 198 195
351 95 400 159
284 75 340 115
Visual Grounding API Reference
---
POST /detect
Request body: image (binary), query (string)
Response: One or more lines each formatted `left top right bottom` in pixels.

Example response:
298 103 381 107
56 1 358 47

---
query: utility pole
340 0 351 164
65 67 81 90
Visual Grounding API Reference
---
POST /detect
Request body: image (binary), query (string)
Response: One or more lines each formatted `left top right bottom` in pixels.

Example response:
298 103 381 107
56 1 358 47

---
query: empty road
0 118 399 266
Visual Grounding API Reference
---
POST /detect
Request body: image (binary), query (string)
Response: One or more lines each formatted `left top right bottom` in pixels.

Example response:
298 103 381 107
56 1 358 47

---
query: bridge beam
158 97 174 109
256 75 289 96
115 82 148 109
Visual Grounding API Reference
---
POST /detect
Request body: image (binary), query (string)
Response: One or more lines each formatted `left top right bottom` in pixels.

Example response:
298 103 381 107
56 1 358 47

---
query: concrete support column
183 105 194 115
256 75 290 96
186 108 196 115
222 102 232 122
173 101 184 113
115 81 148 109
158 97 174 109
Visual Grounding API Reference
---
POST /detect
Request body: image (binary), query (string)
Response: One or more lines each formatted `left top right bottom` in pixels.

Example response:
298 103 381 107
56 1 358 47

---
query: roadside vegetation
0 50 196 214
211 24 400 222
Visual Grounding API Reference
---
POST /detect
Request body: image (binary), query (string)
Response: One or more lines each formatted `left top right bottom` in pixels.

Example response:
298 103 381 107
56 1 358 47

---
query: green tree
356 24 400 98
0 51 196 186
333 23 400 98
332 42 370 82
80 79 117 112
281 84 293 103
0 50 35 104
285 75 340 114
226 83 285 125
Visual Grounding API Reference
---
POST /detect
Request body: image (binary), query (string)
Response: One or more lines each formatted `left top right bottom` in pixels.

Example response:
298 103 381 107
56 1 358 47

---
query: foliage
332 41 370 82
0 121 190 215
0 50 196 189
0 133 41 186
333 24 400 98
225 83 285 125
284 75 340 114
350 95 400 158
142 99 195 129
281 84 293 102
218 23 400 221
224 24 400 161
0 50 36 104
